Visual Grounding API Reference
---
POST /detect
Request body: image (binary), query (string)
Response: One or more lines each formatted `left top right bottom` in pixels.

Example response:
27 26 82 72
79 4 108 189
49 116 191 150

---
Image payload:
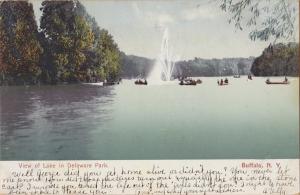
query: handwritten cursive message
0 160 298 195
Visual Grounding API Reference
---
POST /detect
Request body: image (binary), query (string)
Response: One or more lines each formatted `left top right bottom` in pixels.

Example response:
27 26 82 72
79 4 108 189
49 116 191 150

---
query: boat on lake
179 79 197 85
104 81 119 86
266 77 289 85
83 82 104 86
217 78 229 86
218 82 228 86
135 79 147 85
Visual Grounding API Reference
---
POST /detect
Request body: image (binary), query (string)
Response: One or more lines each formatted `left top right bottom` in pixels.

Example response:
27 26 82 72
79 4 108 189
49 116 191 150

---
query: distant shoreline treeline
120 55 255 79
177 42 299 77
0 1 120 85
120 42 299 79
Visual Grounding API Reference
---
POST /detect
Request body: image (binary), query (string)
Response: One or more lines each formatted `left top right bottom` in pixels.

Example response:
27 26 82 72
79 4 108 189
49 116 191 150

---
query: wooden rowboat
266 80 289 85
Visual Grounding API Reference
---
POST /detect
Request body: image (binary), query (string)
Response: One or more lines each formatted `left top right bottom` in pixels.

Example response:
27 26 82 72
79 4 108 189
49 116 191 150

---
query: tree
251 43 299 76
0 16 9 83
96 29 121 81
40 0 121 83
0 1 43 85
0 0 121 85
218 0 298 42
40 0 94 82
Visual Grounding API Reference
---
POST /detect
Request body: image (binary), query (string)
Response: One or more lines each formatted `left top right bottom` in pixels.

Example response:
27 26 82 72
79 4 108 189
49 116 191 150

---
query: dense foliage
219 0 298 42
0 0 121 85
0 1 43 85
251 43 299 76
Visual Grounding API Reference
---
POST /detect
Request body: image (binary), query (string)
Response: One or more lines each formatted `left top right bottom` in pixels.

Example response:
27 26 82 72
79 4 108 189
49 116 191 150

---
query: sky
32 0 299 60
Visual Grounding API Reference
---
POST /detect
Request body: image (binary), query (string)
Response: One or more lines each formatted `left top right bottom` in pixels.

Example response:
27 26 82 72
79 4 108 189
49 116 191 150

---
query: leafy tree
0 16 9 83
40 0 121 83
218 0 298 42
96 29 121 81
40 1 94 83
0 1 43 85
251 43 299 76
0 0 121 85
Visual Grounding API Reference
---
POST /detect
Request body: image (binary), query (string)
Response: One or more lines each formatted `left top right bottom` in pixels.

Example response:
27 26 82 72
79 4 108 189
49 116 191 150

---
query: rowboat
179 79 197 85
135 80 147 85
266 80 289 85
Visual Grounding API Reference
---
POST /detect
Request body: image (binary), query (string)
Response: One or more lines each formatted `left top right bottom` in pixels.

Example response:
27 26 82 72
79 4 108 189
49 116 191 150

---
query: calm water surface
0 77 299 160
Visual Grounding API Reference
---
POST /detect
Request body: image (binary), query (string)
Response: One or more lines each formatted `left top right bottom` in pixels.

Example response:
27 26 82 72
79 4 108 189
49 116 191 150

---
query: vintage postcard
0 0 299 194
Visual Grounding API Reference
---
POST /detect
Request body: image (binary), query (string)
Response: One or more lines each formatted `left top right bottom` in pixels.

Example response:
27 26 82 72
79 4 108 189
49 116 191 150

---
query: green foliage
0 1 43 85
40 0 121 83
40 1 93 82
0 0 121 85
251 43 299 76
219 0 298 42
0 16 9 81
97 29 121 81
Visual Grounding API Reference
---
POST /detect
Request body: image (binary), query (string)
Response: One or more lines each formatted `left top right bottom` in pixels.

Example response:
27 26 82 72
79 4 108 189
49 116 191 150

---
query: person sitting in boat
284 77 288 82
220 79 223 85
266 78 270 83
224 78 228 84
217 80 219 85
145 79 147 85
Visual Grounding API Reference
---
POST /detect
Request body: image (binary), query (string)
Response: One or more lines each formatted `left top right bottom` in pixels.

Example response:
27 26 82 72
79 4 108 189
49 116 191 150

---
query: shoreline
0 76 298 87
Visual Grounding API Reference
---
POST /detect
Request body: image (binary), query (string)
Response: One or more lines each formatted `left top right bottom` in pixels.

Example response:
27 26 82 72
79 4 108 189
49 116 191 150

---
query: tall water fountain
148 28 177 83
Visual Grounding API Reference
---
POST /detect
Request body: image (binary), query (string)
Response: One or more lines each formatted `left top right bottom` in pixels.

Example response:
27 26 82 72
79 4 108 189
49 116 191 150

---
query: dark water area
1 84 115 160
0 77 299 160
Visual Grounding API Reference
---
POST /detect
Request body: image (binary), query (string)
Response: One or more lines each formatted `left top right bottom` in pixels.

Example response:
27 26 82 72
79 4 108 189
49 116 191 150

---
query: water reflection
0 78 299 160
0 84 115 160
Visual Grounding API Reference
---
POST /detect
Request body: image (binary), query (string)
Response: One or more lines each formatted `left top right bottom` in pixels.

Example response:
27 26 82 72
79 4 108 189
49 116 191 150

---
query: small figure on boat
135 79 147 85
284 76 288 82
218 78 229 86
224 78 228 84
248 74 252 80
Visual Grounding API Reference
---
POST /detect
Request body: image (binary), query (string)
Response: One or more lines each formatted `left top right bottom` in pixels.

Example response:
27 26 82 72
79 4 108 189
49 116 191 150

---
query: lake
0 77 299 160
